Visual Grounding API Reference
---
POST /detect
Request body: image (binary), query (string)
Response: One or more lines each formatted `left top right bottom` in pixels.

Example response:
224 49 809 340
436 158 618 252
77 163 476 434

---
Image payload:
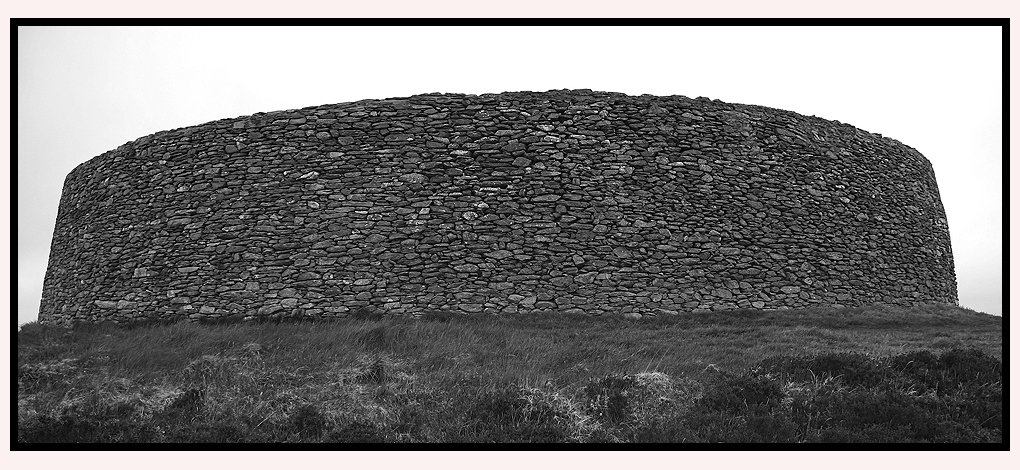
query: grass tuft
17 304 1001 443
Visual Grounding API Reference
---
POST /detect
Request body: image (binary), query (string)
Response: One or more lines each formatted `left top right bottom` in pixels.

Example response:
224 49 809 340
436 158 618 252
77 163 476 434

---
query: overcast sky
16 26 1003 325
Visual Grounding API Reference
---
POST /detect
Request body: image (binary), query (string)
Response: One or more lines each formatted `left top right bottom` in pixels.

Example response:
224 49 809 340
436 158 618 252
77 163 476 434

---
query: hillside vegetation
17 304 1001 444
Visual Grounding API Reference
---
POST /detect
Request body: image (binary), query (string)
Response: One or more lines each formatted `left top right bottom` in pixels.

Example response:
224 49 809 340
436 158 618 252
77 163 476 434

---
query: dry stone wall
39 89 958 324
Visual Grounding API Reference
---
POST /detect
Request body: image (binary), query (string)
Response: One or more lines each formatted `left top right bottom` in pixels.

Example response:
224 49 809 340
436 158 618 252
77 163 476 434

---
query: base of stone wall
37 300 965 328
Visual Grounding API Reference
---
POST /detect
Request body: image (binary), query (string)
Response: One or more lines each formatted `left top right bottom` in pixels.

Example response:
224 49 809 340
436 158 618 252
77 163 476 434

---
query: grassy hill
17 304 1002 444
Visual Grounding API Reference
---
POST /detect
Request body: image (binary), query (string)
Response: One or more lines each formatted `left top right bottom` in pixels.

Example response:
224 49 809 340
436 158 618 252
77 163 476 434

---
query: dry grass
17 303 1001 444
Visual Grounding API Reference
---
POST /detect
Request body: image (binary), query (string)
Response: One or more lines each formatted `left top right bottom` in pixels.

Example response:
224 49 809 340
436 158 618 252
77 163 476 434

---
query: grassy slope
17 304 1002 444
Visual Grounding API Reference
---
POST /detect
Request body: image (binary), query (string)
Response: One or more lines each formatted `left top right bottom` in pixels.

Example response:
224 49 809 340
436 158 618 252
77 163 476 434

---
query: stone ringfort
39 89 958 324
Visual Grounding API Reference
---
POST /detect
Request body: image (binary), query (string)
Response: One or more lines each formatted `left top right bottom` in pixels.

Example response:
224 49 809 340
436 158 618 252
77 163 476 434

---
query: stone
399 173 428 184
613 247 631 258
550 276 573 287
258 303 284 315
485 250 513 260
512 157 531 167
454 264 479 273
325 306 349 315
532 194 561 202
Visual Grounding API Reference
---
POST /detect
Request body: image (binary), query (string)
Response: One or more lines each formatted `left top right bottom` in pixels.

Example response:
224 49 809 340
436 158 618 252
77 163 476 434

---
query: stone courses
38 89 958 325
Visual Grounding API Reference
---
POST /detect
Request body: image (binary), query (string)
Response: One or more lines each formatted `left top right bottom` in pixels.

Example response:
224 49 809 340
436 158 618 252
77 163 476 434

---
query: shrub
461 383 572 443
349 306 385 322
697 374 785 414
326 419 385 443
196 314 245 326
17 358 79 394
582 374 637 425
628 372 703 417
19 404 156 443
165 388 204 415
123 314 179 329
882 348 1001 395
420 310 458 323
789 380 1002 443
934 348 1001 389
613 372 705 442
17 322 57 344
358 325 389 350
185 421 248 443
938 383 1002 431
356 358 387 384
673 409 798 443
285 404 328 440
387 387 450 441
759 352 885 388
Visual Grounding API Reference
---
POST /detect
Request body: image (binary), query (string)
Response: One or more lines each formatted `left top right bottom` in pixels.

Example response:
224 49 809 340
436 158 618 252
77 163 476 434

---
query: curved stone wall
38 89 958 324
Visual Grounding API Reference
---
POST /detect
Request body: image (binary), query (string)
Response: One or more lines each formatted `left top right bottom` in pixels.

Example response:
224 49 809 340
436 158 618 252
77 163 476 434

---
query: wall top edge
72 88 928 178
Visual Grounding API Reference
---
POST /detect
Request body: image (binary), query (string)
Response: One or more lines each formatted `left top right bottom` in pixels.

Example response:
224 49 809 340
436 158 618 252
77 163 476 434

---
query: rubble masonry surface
39 89 958 324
